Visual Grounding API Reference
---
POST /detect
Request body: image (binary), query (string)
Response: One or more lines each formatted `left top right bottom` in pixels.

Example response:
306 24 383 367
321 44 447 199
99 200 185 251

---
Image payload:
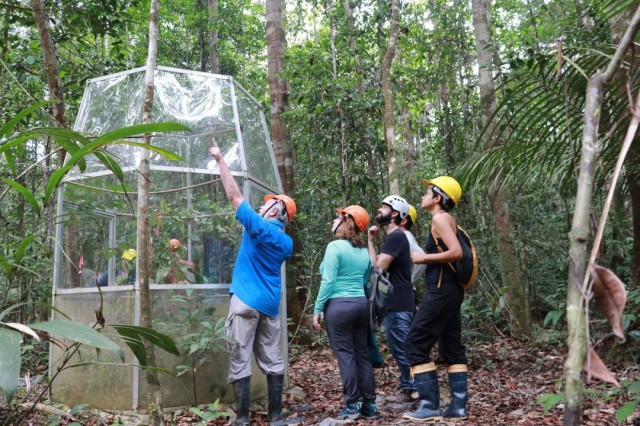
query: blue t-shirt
229 200 293 317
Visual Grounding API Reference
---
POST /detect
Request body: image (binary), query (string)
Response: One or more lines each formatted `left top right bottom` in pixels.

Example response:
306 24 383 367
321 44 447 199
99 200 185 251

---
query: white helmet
382 195 409 219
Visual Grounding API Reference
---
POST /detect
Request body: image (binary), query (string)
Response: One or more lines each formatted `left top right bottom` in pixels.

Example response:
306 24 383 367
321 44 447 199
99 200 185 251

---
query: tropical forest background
1 0 640 424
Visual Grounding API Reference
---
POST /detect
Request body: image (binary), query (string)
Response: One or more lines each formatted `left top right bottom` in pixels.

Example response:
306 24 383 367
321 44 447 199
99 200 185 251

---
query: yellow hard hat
408 205 417 224
422 176 462 205
122 249 137 261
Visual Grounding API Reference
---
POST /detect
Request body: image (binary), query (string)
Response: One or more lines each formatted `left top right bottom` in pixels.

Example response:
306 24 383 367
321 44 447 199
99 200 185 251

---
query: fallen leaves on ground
1 337 638 425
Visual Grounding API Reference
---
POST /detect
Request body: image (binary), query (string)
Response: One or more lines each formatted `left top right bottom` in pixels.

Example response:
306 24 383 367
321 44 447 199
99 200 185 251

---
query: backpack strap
430 227 457 287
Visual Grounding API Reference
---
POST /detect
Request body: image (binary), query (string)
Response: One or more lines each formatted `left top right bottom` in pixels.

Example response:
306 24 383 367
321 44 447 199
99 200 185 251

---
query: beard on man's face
375 210 392 226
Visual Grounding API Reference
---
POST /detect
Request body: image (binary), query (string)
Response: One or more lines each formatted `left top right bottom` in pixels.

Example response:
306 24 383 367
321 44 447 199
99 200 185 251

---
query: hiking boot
338 402 362 420
361 401 379 419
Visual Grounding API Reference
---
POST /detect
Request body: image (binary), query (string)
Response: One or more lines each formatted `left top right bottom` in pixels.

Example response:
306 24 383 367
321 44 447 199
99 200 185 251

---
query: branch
603 6 640 83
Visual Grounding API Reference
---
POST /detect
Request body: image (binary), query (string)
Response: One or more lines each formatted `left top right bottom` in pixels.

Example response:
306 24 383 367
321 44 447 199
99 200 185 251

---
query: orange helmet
264 194 297 220
336 205 370 232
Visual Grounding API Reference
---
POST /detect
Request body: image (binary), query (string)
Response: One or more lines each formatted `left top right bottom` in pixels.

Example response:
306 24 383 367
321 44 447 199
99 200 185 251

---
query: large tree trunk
138 0 163 422
380 0 399 194
471 0 531 337
265 0 306 342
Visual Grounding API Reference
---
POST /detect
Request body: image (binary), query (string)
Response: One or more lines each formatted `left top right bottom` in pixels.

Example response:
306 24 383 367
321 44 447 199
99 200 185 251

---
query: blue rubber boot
402 363 442 421
442 365 468 418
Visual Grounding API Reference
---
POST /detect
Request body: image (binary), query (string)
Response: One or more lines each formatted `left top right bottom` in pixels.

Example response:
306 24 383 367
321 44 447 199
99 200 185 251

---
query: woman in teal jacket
313 205 377 420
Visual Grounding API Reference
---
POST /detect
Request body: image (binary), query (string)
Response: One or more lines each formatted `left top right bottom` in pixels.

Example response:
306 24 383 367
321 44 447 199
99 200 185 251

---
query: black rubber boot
402 365 442 421
267 374 284 421
442 367 468 418
232 376 251 426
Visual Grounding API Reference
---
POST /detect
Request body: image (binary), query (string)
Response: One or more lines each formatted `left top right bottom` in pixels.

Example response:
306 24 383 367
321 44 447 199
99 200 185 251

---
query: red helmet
336 205 370 232
264 194 297 220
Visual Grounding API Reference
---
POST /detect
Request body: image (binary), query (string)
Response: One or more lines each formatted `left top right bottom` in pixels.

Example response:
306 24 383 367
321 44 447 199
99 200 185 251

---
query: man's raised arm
209 138 244 211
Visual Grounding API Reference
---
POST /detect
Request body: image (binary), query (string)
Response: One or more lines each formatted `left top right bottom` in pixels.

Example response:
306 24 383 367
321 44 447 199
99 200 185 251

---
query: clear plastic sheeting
51 66 287 411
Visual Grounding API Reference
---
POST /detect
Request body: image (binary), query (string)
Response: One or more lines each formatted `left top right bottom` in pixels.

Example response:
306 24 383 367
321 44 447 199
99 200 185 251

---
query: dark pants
405 279 467 366
325 297 376 404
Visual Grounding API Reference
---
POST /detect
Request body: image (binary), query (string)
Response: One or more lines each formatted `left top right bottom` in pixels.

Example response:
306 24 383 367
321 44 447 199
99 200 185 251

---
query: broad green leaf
1 178 41 216
0 328 21 403
0 302 27 321
94 122 190 144
112 324 180 357
44 134 187 204
1 322 41 340
0 102 48 139
15 234 38 264
0 254 10 277
616 400 639 423
30 320 124 361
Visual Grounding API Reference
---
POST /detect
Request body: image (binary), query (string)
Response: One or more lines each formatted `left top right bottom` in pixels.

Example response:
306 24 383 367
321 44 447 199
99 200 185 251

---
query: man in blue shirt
209 139 295 426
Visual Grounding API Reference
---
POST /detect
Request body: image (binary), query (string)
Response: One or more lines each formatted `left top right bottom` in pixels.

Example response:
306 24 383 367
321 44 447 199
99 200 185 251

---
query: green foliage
152 288 229 404
111 324 180 366
189 399 230 424
537 391 565 413
616 380 640 424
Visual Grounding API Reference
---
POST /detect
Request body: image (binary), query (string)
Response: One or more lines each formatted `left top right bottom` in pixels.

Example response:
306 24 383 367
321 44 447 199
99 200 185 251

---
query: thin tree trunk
197 0 207 71
31 0 78 289
564 8 640 425
31 0 67 135
631 179 640 288
266 0 306 342
328 1 348 206
138 0 162 422
472 0 531 337
208 0 220 73
380 0 399 194
343 0 376 191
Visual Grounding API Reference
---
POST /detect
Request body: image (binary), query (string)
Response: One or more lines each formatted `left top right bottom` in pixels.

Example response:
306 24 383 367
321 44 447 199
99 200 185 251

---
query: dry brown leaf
584 345 620 387
591 263 627 341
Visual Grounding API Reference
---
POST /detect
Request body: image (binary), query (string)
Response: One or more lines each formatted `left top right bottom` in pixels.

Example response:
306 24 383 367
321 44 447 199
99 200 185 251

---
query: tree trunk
471 0 531 337
208 0 220 73
197 0 207 71
343 0 376 191
138 0 163 422
31 0 78 288
631 179 640 288
380 0 399 194
31 0 67 135
564 8 640 424
266 0 306 341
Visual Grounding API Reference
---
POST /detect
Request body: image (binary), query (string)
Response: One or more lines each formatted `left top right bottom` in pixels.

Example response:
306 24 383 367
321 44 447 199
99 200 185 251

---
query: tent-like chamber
51 66 287 410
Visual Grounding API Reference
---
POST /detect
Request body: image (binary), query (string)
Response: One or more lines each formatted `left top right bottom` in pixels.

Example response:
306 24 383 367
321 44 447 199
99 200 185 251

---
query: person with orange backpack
403 176 469 422
313 205 378 420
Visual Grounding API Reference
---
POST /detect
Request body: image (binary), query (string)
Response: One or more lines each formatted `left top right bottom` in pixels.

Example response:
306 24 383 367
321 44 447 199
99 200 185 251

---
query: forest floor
1 336 638 425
